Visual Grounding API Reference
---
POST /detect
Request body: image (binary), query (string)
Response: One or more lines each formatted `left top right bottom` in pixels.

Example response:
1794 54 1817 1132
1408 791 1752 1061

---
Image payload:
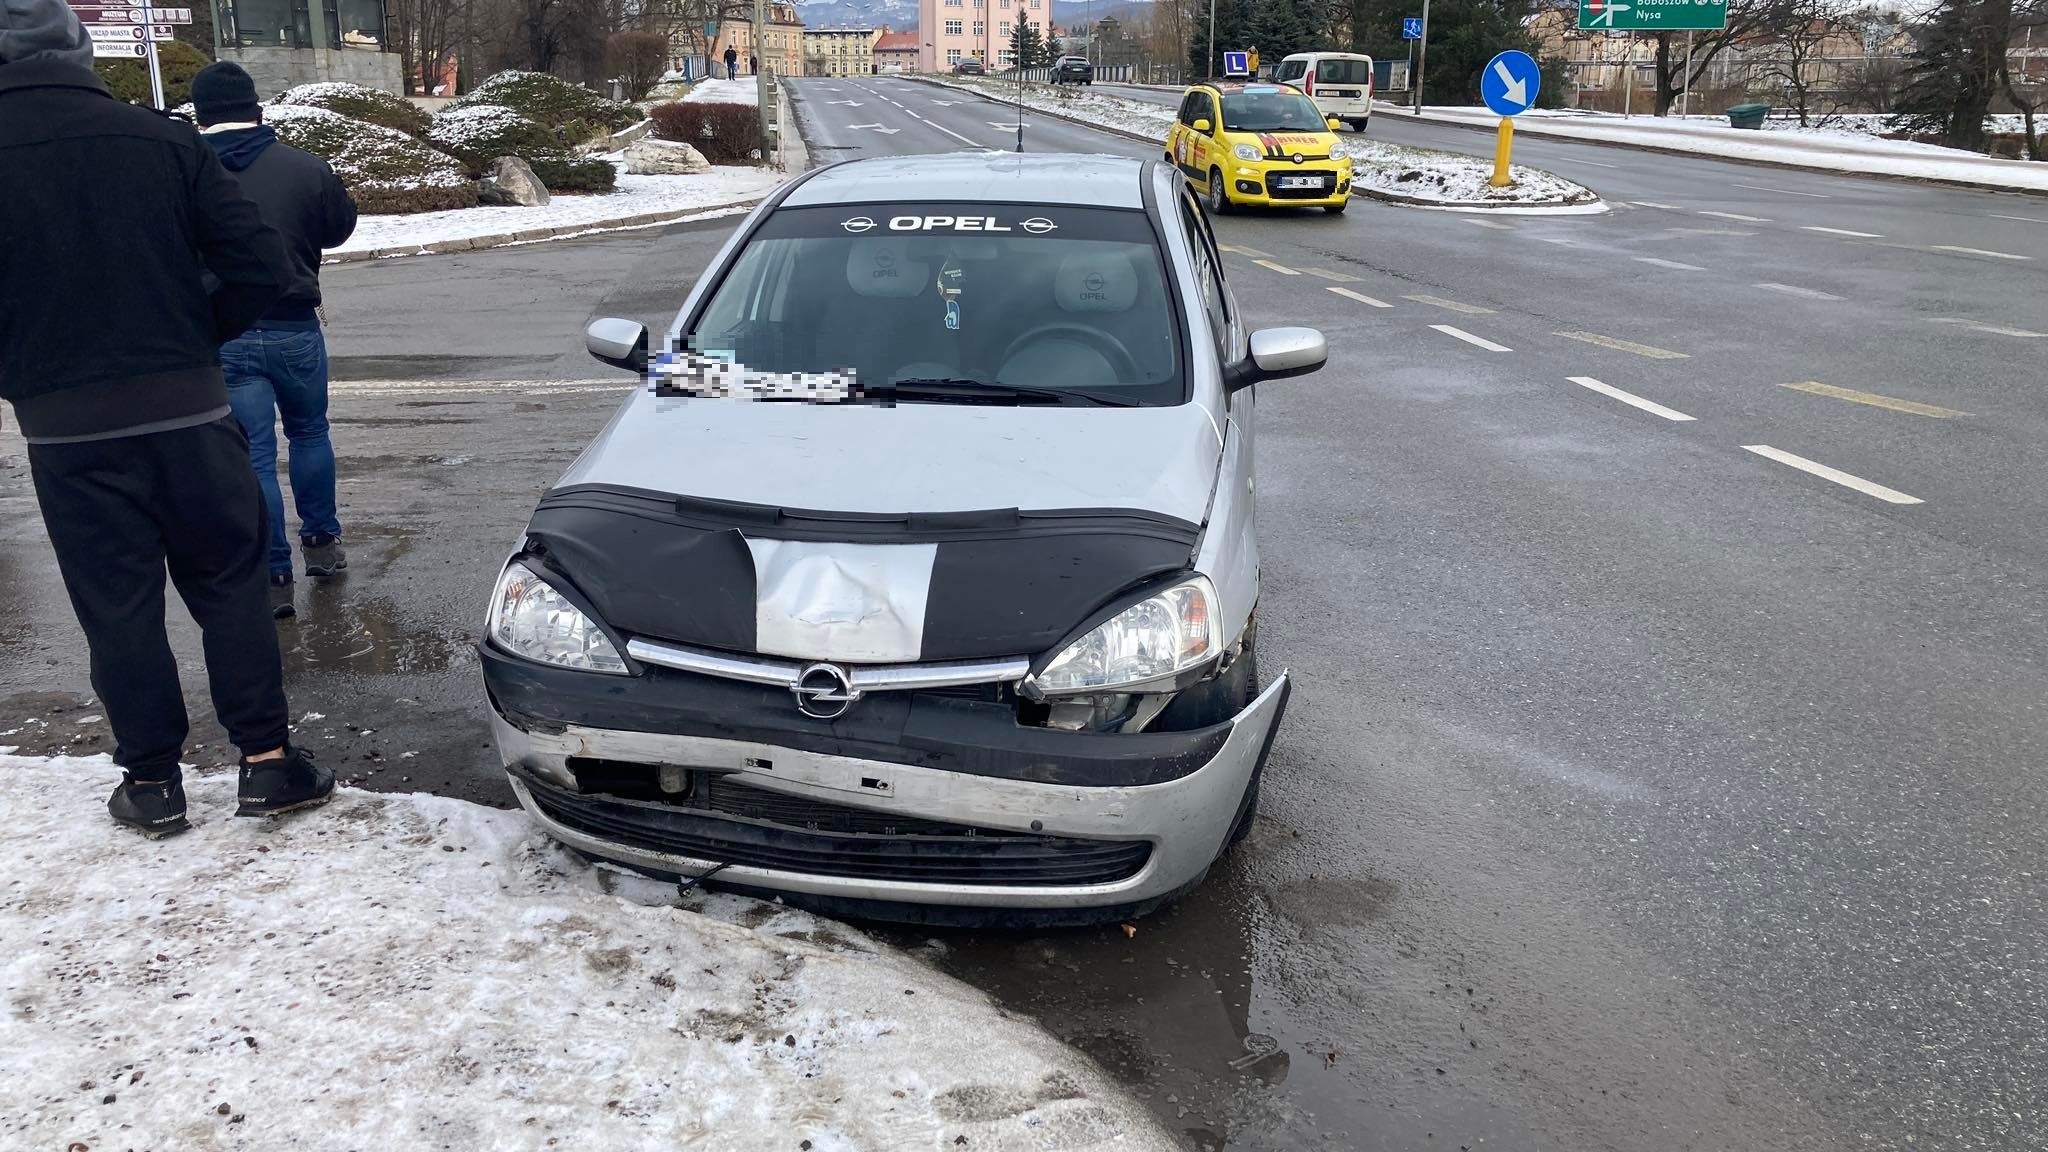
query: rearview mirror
1226 327 1327 391
1327 116 1342 131
1193 117 1212 133
585 317 648 373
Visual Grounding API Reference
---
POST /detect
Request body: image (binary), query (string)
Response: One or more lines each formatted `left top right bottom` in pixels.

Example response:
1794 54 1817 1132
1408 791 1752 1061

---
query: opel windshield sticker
840 214 1063 234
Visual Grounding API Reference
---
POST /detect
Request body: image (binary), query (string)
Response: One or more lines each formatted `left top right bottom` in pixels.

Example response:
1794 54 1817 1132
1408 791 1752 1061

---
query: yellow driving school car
1166 82 1354 215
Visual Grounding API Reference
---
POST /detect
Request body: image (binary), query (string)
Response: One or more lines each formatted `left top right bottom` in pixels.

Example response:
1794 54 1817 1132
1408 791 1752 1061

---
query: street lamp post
1411 0 1431 113
1207 0 1216 81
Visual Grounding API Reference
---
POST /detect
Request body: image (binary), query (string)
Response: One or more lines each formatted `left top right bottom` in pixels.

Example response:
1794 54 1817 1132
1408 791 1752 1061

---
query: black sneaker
303 537 347 582
235 747 335 818
108 777 190 840
269 574 296 620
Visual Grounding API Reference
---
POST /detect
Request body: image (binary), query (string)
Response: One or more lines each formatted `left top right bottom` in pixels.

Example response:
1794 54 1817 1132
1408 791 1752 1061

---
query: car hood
557 387 1224 523
525 391 1225 664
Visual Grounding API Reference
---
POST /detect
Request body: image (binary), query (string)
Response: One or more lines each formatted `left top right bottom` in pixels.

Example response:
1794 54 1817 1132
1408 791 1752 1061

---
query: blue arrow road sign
1480 49 1540 117
1222 50 1249 76
1402 17 1423 39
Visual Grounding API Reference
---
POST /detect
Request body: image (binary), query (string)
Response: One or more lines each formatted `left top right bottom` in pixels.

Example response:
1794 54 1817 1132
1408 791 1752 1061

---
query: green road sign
1578 0 1728 31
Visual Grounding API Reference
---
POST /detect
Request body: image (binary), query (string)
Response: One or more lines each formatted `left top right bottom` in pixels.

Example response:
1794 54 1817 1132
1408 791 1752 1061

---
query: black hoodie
202 123 359 326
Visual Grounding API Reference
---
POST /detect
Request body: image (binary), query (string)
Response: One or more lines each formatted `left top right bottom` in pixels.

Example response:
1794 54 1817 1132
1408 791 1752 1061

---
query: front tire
1207 167 1235 214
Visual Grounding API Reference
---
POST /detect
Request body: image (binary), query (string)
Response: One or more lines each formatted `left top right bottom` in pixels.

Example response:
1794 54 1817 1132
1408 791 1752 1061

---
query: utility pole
1411 0 1430 112
755 0 773 151
141 0 164 108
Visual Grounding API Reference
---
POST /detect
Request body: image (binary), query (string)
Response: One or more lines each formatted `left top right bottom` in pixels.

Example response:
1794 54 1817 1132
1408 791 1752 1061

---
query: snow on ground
0 754 1173 1151
920 76 1597 206
683 78 762 106
1416 106 2048 192
332 164 785 255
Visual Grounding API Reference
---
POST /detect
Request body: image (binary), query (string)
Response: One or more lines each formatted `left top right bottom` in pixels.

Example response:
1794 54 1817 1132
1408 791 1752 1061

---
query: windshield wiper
883 378 1139 407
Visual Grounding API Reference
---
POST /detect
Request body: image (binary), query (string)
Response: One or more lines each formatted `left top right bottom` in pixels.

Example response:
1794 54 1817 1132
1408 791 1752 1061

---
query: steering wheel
997 324 1141 387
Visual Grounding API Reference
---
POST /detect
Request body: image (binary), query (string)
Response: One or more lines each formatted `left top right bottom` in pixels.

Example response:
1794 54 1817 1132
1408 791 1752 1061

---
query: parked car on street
1275 51 1375 131
1166 82 1355 214
952 58 985 75
480 153 1323 924
1051 55 1094 84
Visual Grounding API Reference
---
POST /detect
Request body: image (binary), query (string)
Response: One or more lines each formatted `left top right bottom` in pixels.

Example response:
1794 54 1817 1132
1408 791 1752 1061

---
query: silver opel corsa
479 152 1327 925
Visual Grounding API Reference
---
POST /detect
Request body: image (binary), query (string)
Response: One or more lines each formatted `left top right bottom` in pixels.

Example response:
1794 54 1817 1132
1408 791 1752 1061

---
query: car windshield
682 204 1184 406
1220 89 1327 132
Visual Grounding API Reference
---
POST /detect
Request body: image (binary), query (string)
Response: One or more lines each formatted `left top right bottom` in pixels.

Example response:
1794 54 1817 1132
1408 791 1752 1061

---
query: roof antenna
1015 48 1026 152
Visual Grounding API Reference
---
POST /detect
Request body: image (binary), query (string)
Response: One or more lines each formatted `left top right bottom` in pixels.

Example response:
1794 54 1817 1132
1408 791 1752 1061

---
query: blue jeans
221 327 339 579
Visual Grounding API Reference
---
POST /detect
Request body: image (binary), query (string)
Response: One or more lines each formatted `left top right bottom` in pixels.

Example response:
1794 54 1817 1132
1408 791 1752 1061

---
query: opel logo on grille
792 663 861 720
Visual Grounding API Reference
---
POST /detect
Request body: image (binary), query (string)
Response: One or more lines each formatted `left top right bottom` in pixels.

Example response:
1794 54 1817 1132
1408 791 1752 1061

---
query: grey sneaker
304 537 347 581
269 575 296 619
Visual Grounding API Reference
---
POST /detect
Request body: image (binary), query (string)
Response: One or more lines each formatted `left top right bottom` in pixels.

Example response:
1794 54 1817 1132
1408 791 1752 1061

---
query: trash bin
1726 103 1771 130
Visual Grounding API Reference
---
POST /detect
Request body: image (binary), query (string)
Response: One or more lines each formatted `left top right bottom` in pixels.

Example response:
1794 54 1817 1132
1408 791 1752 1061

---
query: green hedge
267 105 477 214
273 81 431 138
447 70 639 138
426 104 617 192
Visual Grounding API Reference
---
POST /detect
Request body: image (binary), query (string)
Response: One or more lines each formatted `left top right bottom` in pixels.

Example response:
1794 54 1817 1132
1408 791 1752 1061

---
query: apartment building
918 0 1051 72
803 25 881 77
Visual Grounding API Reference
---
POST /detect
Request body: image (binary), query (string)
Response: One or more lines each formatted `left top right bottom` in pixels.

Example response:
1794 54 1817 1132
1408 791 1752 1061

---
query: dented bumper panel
485 650 1290 909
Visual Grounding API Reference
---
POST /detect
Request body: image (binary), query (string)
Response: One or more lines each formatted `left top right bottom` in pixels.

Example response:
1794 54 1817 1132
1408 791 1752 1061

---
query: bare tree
2004 0 2046 158
390 0 473 95
1755 0 1861 124
609 30 670 96
1647 0 1790 115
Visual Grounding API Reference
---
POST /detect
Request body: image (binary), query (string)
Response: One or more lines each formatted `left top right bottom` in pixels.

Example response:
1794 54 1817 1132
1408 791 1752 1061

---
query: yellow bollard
1491 117 1514 188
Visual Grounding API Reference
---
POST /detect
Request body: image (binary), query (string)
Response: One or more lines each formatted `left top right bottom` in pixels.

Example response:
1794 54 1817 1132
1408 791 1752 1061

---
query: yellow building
709 3 807 78
803 26 880 77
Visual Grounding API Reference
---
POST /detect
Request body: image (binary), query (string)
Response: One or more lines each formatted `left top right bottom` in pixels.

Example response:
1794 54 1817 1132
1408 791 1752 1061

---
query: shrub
95 39 210 107
273 81 430 138
265 104 476 214
427 104 617 192
447 70 638 137
649 101 762 164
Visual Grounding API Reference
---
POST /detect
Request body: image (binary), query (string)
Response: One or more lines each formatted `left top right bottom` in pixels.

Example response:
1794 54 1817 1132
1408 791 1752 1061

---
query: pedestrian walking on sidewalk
0 0 335 839
724 45 738 79
191 62 359 620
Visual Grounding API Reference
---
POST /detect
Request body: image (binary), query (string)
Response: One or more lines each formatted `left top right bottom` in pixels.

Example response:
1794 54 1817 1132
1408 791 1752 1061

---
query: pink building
918 0 1052 71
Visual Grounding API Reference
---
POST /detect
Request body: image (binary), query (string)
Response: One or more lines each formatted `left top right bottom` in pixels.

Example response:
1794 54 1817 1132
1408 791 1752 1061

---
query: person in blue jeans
192 62 359 617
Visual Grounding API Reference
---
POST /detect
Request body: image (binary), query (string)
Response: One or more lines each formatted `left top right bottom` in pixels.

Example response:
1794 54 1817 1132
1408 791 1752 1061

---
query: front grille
520 769 1151 887
1265 169 1339 199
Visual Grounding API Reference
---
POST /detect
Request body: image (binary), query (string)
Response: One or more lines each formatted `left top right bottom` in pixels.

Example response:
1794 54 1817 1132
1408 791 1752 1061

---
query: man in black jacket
0 0 334 837
191 62 359 619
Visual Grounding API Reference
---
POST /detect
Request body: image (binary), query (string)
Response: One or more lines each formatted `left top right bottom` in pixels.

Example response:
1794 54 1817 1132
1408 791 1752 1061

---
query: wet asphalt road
3 76 2045 1152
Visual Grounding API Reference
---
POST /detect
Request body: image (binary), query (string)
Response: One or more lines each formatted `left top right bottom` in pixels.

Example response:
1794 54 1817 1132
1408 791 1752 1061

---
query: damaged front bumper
481 644 1290 919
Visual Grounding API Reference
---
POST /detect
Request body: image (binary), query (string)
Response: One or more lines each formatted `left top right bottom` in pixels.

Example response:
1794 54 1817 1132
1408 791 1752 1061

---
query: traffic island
1346 137 1603 211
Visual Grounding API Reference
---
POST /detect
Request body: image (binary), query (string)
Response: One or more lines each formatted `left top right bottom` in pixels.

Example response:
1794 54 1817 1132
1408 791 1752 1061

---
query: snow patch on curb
0 754 1172 1151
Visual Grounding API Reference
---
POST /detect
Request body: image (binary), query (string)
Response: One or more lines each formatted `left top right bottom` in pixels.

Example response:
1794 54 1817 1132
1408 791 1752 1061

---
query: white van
1275 52 1374 131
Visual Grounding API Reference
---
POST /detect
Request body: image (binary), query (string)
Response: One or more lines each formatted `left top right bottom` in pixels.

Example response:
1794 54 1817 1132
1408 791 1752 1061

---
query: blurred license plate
1278 176 1324 190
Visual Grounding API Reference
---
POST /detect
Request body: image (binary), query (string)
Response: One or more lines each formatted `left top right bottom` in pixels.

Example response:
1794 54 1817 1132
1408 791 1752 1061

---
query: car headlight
488 560 626 674
1233 143 1261 162
1031 577 1218 696
1328 142 1350 160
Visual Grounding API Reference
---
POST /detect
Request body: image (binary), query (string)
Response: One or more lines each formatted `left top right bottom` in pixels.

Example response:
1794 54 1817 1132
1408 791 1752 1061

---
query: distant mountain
793 0 919 31
789 0 1151 33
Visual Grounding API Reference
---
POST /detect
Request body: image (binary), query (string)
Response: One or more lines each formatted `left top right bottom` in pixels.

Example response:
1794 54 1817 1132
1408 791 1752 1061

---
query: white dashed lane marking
1553 331 1690 360
1404 294 1493 314
1569 376 1695 422
1741 445 1924 505
1326 286 1392 308
1735 184 1830 198
1699 210 1771 223
1756 282 1844 301
1253 259 1302 275
1803 226 1882 238
1926 317 2046 339
1634 257 1704 271
1430 325 1512 352
1633 201 1685 210
1929 244 2031 261
1302 267 1361 282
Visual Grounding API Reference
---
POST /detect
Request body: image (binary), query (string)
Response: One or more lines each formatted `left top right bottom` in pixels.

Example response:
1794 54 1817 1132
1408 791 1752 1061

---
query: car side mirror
1226 327 1327 391
585 317 648 373
1192 117 1212 133
1327 116 1342 131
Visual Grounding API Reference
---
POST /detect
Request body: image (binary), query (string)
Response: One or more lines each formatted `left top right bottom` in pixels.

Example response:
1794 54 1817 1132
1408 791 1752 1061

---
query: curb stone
901 77 1598 211
323 195 766 263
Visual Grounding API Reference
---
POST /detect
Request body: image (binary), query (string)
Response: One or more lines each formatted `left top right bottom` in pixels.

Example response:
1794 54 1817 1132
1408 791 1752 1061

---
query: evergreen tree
1012 16 1048 69
1890 0 2010 152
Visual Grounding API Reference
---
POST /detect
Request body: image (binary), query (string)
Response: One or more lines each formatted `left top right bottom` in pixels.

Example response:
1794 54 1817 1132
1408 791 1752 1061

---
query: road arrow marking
1491 59 1528 107
931 99 962 106
847 123 901 133
989 120 1027 128
828 99 864 106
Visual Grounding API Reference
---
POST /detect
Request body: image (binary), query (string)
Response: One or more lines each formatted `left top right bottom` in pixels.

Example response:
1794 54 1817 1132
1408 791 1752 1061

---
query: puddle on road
279 592 469 677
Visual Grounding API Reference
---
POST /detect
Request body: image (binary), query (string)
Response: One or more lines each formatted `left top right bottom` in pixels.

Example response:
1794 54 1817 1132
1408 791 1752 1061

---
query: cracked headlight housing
1030 577 1218 696
1234 143 1262 162
488 561 626 674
